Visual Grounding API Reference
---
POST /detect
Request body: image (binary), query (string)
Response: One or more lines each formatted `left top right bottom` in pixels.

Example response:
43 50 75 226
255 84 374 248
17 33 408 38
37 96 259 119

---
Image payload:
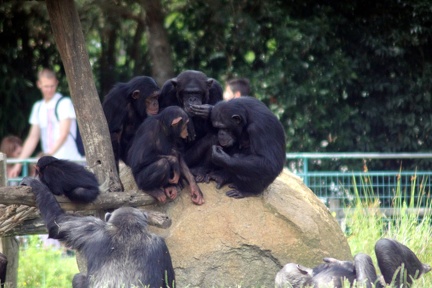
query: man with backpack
8 68 83 178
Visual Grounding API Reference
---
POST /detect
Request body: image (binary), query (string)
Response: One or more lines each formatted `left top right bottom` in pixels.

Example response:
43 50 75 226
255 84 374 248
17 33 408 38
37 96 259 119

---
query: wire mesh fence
286 153 432 218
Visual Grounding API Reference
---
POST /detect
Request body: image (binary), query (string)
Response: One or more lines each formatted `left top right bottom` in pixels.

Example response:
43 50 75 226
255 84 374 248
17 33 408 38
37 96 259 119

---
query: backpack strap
54 96 66 121
54 96 77 141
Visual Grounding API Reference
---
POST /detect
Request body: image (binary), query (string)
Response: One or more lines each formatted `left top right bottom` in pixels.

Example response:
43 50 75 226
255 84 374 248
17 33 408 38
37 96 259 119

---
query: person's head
36 68 59 101
1 135 23 158
223 78 251 101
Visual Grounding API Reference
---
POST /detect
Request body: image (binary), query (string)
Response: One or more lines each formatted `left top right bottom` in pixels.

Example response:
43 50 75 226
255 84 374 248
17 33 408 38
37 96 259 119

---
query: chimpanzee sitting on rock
208 97 286 198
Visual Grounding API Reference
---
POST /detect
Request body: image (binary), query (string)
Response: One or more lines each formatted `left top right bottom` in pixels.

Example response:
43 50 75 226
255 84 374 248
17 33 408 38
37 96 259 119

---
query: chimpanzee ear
171 117 183 127
232 114 242 124
104 212 112 222
171 78 178 88
297 264 311 275
206 79 214 89
132 90 140 100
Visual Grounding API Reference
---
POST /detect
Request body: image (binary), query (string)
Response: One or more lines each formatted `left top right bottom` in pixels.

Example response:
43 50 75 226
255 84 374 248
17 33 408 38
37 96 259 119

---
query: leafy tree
1 0 432 170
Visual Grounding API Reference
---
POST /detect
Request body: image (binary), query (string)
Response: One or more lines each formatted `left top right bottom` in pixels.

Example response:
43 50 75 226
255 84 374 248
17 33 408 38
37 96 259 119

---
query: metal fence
4 154 432 217
4 157 87 185
285 153 432 217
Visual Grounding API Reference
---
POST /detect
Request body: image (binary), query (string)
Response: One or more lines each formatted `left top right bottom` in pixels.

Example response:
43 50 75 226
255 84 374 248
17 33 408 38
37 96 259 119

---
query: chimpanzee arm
20 177 107 250
353 253 381 288
178 155 204 205
211 145 264 178
21 177 64 237
159 240 176 288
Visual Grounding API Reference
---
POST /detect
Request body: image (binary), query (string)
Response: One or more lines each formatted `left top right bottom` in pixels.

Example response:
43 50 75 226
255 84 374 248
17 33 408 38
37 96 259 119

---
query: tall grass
15 173 432 287
345 173 432 287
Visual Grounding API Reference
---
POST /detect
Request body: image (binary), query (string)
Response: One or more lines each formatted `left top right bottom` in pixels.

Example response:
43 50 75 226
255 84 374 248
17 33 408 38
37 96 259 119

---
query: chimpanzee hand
190 104 213 119
208 170 231 189
211 145 231 166
20 177 38 188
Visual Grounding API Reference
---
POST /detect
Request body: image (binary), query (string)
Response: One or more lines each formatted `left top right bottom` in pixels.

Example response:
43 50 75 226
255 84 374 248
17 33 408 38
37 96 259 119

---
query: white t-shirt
29 93 82 160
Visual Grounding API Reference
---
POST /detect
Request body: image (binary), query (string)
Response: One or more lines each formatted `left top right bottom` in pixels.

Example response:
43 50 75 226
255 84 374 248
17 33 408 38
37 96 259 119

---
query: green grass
344 173 432 287
15 174 432 287
17 236 78 288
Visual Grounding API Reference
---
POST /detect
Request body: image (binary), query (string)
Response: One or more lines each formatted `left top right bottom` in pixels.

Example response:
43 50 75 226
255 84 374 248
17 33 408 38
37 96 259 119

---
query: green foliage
17 235 79 288
2 0 432 170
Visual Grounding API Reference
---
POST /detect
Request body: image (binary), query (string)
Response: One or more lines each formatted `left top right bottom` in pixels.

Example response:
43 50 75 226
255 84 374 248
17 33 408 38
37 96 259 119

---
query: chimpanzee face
181 92 203 115
180 119 189 139
168 111 189 140
215 128 236 147
212 115 244 147
146 93 159 116
171 71 213 115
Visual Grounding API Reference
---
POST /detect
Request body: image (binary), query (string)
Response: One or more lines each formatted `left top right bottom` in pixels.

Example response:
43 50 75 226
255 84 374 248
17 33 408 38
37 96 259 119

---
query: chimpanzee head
171 70 213 115
159 106 190 140
127 76 160 118
275 263 313 288
104 207 149 230
211 100 247 147
35 155 59 176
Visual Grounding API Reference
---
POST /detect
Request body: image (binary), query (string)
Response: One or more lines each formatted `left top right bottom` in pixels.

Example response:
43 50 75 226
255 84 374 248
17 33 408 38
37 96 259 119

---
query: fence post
303 156 309 186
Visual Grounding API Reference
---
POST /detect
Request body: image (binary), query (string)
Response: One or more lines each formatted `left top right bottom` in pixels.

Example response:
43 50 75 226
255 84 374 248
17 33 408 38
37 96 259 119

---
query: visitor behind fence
223 78 251 100
8 68 82 178
1 135 23 179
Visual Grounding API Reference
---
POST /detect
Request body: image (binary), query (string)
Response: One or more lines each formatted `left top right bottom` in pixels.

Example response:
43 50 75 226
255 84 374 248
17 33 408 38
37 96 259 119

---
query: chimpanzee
208 97 286 198
35 156 99 203
102 76 160 170
0 252 6 288
275 238 431 288
276 254 378 288
159 70 223 176
20 177 175 288
128 106 205 205
375 238 431 287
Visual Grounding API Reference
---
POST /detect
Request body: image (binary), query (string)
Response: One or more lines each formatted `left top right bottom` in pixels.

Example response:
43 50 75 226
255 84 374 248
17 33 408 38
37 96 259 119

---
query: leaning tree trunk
45 0 122 192
141 0 175 86
0 154 19 288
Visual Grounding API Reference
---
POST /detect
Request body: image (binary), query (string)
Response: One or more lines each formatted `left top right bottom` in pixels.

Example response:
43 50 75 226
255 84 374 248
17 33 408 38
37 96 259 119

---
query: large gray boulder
121 167 352 287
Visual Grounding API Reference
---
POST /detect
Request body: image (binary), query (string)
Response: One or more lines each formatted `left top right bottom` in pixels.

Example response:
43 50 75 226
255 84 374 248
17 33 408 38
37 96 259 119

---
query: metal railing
4 157 87 185
285 153 432 217
3 154 432 217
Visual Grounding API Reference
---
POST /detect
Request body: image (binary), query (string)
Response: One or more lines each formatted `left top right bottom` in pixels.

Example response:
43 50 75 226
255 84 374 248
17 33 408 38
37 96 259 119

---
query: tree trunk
45 0 122 192
0 153 18 288
0 237 18 288
141 0 175 86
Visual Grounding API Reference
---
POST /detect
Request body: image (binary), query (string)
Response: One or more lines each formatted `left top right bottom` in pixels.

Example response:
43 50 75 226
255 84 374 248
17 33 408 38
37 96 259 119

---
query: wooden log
2 209 170 237
0 186 155 210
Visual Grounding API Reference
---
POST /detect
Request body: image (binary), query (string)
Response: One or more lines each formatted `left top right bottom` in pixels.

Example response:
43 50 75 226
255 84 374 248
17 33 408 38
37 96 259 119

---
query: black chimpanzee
159 70 222 140
208 97 286 198
375 238 431 287
128 106 205 205
35 156 99 203
0 252 6 288
102 76 160 170
20 177 175 288
159 70 223 178
275 238 431 288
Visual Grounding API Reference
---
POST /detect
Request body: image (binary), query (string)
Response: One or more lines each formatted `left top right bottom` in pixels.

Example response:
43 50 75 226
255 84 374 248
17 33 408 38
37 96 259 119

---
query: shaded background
1 0 431 170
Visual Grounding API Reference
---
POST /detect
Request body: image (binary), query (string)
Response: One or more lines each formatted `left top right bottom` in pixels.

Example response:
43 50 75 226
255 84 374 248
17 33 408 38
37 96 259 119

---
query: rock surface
121 167 352 287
